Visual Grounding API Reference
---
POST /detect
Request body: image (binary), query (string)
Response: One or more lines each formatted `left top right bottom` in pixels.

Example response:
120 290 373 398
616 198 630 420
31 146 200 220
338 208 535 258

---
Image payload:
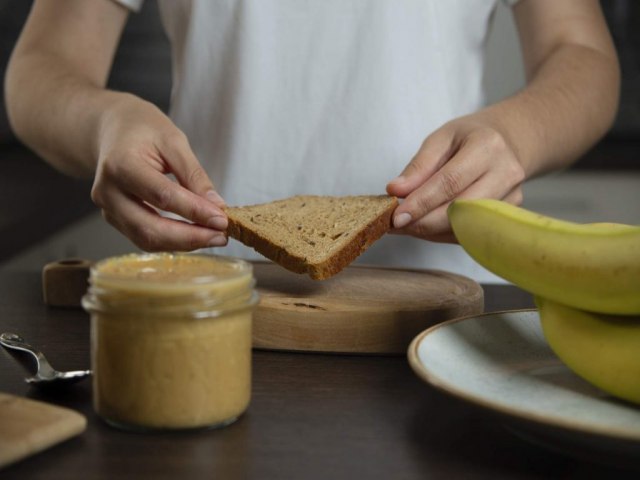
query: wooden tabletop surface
0 271 637 479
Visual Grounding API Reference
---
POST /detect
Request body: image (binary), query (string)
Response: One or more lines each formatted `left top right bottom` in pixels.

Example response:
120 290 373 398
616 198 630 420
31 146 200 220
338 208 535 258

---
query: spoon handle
0 332 57 378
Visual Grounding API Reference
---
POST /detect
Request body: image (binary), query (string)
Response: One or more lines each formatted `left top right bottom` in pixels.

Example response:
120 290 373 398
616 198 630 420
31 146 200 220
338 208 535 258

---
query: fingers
392 177 524 242
101 190 228 252
95 138 228 231
389 138 486 229
387 126 455 198
159 133 226 208
389 126 525 235
118 163 228 231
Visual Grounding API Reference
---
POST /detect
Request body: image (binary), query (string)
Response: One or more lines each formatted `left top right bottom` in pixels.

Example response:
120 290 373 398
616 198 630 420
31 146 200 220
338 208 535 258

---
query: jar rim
82 290 259 318
82 252 258 316
90 252 253 288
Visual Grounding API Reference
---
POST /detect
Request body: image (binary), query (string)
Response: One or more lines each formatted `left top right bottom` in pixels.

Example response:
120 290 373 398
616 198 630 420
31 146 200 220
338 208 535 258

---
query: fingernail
389 175 406 185
208 215 228 230
206 190 226 206
208 235 228 247
393 212 412 229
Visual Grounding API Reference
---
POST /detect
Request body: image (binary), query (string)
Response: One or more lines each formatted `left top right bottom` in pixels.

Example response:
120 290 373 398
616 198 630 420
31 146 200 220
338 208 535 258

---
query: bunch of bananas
448 199 640 404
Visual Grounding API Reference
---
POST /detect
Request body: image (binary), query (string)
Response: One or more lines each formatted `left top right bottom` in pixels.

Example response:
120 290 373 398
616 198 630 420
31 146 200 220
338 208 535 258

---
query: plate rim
407 309 640 443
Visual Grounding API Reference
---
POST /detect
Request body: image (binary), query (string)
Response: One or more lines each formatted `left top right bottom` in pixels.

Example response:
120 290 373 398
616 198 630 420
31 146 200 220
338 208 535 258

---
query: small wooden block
42 259 92 308
0 393 87 468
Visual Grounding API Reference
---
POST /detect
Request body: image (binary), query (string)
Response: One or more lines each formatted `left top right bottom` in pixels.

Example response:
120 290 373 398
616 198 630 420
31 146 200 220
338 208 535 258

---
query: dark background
0 1 638 262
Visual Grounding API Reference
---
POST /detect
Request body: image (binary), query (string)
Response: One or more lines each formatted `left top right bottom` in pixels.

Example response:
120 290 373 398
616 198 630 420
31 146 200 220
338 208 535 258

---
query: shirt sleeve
110 0 144 12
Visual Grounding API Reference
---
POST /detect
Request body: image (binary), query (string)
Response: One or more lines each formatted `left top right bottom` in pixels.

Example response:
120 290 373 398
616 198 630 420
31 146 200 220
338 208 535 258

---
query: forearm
4 0 133 178
6 51 137 178
479 43 619 177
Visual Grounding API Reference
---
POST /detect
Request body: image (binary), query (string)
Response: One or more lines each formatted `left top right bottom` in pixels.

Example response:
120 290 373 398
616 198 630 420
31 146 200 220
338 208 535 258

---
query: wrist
95 92 157 160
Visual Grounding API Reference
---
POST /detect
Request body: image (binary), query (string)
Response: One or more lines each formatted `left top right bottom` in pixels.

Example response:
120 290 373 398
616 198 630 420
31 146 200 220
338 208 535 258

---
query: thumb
162 132 226 208
386 127 455 197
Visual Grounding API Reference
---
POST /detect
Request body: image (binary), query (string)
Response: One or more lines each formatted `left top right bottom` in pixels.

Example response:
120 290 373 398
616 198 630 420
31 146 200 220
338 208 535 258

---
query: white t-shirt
116 0 517 283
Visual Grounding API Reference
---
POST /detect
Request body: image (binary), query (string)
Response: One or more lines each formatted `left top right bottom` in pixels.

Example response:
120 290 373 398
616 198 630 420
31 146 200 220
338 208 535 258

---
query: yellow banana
536 296 640 404
448 199 640 314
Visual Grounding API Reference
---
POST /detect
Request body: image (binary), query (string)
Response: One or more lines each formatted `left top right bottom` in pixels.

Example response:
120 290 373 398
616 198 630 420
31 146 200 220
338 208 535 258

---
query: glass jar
82 253 258 431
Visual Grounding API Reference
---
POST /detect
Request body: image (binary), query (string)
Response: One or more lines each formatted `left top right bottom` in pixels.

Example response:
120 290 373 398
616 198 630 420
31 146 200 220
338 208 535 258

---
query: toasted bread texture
225 195 398 280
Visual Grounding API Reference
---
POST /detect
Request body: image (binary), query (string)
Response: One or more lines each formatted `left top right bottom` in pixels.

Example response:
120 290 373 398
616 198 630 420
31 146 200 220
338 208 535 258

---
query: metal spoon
0 332 91 386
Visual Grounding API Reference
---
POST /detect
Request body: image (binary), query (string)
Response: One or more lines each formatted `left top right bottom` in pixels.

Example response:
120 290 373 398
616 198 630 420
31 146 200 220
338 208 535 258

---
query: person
5 0 619 281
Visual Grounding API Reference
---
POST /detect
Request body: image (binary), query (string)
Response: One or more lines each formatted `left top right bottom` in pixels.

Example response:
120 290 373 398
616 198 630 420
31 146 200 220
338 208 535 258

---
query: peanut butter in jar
82 253 258 431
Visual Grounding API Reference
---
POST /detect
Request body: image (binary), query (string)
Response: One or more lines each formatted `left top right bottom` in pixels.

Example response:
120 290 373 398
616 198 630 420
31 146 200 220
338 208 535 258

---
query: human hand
386 114 526 243
92 97 228 251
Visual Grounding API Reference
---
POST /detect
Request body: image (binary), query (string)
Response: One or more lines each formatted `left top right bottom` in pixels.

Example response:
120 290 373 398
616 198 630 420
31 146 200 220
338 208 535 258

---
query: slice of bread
225 195 398 280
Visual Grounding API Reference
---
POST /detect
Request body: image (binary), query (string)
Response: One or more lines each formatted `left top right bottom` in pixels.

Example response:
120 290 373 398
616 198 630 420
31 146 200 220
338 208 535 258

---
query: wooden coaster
0 393 86 468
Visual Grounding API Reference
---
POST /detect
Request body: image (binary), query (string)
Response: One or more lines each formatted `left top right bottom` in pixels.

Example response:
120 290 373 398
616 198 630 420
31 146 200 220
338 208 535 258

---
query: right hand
92 96 228 251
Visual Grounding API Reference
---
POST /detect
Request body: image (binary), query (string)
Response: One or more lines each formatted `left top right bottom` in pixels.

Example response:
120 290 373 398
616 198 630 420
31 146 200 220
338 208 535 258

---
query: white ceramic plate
408 310 640 467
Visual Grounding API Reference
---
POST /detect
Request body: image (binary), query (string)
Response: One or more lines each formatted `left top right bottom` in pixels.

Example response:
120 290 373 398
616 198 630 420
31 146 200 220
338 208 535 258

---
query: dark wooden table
0 271 637 479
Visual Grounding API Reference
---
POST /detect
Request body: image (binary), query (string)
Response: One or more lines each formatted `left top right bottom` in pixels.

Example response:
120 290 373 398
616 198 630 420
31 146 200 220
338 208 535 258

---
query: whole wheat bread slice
225 195 398 280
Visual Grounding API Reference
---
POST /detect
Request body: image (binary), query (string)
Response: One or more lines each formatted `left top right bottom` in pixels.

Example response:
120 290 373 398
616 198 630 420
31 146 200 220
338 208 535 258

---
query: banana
536 296 640 404
447 199 640 315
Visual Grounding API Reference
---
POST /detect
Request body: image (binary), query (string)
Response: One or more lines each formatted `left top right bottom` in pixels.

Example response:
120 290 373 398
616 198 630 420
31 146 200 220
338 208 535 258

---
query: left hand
386 114 526 243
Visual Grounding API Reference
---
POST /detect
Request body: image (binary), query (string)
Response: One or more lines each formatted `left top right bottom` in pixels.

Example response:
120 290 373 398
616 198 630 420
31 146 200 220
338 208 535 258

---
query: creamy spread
83 253 257 431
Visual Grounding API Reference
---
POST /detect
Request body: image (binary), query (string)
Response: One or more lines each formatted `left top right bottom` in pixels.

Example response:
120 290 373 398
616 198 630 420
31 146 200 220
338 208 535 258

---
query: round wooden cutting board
252 262 484 355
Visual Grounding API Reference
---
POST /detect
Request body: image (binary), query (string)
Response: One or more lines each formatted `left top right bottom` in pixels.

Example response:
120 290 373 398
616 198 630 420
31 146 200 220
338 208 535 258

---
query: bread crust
225 196 398 280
